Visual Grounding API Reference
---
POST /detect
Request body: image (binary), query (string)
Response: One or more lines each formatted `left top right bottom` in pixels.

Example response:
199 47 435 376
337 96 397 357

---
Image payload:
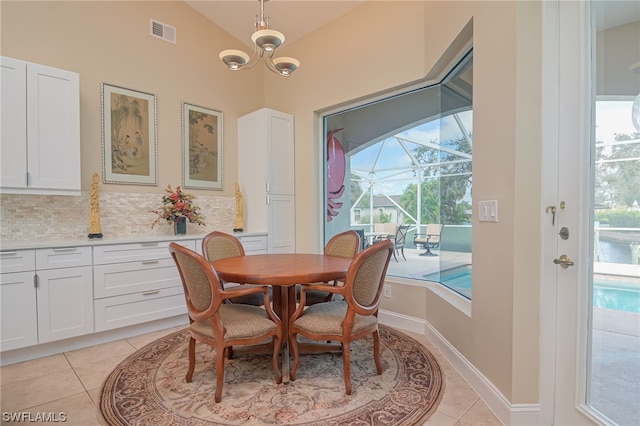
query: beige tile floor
0 326 503 426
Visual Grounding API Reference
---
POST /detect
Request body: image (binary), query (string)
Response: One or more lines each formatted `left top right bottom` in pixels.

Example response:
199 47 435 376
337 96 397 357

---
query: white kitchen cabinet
266 195 295 253
0 262 38 351
238 108 296 253
0 56 80 195
93 240 193 331
35 247 93 343
236 233 268 255
0 246 92 350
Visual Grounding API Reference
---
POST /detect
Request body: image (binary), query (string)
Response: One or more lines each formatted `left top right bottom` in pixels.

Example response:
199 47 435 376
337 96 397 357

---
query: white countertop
0 231 267 251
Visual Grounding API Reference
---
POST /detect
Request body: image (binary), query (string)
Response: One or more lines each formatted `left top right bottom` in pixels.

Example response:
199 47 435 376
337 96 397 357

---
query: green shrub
595 210 640 227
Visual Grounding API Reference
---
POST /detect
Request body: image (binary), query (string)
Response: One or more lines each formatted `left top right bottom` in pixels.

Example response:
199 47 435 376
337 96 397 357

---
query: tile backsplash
0 191 234 242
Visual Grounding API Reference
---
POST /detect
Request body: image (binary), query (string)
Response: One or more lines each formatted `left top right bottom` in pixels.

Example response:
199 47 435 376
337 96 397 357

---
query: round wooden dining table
212 253 352 381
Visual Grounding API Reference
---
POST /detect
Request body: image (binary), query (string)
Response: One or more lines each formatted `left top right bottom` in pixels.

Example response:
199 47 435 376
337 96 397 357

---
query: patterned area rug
98 325 443 425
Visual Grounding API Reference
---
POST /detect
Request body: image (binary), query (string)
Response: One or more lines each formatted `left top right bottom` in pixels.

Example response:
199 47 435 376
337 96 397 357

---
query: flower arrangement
151 184 206 228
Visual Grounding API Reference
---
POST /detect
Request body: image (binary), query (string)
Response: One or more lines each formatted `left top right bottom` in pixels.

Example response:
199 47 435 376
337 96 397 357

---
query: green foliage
400 182 440 223
358 214 371 224
595 209 640 227
377 212 391 223
401 136 472 225
350 172 364 206
595 132 640 209
355 191 370 209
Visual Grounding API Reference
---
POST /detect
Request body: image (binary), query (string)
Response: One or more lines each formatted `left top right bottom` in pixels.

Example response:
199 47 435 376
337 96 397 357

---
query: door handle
553 255 575 269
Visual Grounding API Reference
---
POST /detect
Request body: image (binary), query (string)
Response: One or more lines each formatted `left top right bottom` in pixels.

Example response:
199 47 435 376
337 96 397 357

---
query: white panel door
37 266 93 343
541 2 594 424
26 63 80 191
268 194 296 253
542 1 639 425
267 110 295 195
0 271 38 351
0 57 27 189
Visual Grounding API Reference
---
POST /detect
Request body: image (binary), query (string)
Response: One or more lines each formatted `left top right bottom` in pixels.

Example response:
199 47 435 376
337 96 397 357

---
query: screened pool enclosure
323 52 474 299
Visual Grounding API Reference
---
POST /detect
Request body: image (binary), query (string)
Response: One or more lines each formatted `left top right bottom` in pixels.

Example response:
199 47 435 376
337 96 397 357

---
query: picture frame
182 102 223 190
101 83 158 185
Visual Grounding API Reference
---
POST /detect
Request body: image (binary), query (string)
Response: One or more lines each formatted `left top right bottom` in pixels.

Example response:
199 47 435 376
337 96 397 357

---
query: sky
347 99 638 197
350 111 473 196
596 98 639 143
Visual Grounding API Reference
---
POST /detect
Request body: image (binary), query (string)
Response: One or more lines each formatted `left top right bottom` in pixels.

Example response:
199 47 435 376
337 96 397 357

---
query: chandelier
219 0 300 76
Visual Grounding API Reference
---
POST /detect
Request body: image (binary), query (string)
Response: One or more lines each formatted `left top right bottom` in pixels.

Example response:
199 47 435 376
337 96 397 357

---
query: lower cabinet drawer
93 258 182 298
94 287 186 332
36 246 92 270
238 235 268 254
0 250 35 274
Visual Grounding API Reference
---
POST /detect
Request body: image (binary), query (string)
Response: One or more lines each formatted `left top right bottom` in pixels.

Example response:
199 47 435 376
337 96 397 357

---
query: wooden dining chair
169 242 282 403
290 239 394 395
202 231 265 306
303 230 361 306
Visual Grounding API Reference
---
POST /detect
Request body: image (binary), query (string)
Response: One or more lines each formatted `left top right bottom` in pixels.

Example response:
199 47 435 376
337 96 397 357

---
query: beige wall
1 1 544 404
265 1 542 403
0 0 261 197
0 0 262 237
596 20 640 96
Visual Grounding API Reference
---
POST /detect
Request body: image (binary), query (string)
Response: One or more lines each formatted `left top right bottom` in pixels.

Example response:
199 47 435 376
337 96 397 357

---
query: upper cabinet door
0 57 28 189
26 62 80 192
266 110 295 195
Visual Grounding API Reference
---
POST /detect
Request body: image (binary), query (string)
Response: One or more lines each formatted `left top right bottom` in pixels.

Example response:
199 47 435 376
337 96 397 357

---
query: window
323 51 473 299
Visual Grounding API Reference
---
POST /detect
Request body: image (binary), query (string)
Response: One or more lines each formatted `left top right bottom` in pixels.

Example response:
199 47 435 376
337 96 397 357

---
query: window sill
385 275 472 317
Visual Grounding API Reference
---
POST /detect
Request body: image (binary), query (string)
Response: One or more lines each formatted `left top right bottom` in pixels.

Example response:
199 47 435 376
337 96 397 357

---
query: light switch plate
478 200 498 222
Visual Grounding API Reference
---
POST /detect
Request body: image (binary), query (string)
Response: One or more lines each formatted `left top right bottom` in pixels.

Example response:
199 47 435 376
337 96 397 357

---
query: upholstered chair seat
292 302 378 336
290 239 394 395
190 304 278 341
169 242 282 403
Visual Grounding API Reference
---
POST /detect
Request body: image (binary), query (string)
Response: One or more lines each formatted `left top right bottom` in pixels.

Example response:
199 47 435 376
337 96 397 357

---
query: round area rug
98 325 443 425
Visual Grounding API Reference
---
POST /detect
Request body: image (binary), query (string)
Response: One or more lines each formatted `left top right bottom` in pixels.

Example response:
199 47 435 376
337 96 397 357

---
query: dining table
211 253 353 381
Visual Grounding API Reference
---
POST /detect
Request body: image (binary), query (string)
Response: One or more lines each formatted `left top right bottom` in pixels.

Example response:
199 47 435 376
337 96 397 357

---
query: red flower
150 184 206 229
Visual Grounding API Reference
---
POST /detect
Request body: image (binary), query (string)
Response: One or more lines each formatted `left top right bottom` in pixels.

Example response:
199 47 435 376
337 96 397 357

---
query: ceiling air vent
150 19 176 44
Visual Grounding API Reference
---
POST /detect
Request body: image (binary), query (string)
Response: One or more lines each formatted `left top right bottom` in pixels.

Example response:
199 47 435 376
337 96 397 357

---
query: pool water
424 266 472 300
593 284 640 313
425 266 640 313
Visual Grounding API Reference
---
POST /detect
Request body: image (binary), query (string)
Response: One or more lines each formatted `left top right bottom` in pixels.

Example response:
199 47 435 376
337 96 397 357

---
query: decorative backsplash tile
0 192 234 241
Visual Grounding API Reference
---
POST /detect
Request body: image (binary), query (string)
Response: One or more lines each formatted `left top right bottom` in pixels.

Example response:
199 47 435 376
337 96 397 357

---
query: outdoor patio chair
387 224 409 262
354 229 366 250
169 243 282 403
290 239 394 395
414 224 444 256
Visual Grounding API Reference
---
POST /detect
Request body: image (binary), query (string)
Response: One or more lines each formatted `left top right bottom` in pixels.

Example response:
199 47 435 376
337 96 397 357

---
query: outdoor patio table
365 231 390 245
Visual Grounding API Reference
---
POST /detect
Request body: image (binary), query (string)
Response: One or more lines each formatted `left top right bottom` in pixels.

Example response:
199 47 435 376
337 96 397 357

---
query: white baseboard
378 309 426 334
380 310 541 426
1 316 188 366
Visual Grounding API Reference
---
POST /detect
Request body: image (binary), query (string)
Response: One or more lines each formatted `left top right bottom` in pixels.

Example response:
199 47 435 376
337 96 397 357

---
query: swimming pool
424 266 640 313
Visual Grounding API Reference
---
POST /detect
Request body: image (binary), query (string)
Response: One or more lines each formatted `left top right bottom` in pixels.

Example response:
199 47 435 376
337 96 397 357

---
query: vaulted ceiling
185 0 365 48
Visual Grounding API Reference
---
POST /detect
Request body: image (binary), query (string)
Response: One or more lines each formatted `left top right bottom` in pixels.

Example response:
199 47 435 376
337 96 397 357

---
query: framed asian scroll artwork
101 83 158 185
182 102 223 190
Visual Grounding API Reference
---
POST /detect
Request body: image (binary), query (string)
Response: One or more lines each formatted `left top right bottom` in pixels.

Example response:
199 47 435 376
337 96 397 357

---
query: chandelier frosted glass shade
273 57 300 75
219 0 299 76
219 49 250 70
251 29 284 52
